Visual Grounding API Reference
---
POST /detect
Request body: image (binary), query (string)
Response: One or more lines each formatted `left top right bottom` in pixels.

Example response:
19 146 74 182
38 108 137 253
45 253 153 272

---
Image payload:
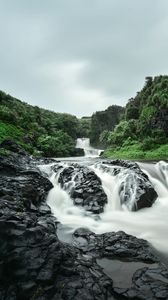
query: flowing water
39 140 168 256
76 137 103 157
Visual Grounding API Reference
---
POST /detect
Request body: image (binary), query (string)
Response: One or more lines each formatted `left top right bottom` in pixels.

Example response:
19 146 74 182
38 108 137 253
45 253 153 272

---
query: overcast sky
0 0 168 117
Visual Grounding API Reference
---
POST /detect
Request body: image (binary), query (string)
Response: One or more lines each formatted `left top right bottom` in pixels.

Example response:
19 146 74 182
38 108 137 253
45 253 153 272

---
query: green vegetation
0 147 10 156
102 142 168 160
0 75 168 159
0 91 84 157
37 131 75 157
78 117 91 138
103 76 168 160
90 105 124 147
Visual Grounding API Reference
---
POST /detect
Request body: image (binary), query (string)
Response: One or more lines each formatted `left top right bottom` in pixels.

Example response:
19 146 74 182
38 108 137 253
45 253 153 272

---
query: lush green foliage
1 75 168 159
77 117 91 138
103 142 168 160
103 76 168 159
37 131 75 157
0 91 82 157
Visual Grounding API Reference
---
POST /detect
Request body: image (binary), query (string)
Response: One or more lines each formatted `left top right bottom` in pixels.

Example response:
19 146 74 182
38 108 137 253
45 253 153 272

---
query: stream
39 139 168 259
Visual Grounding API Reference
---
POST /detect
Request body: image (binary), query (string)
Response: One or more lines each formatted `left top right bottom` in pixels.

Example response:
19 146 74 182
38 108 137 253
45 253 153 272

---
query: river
39 139 168 260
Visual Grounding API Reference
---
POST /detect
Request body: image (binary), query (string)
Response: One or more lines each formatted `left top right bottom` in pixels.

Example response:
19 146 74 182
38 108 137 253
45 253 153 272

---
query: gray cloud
0 0 168 116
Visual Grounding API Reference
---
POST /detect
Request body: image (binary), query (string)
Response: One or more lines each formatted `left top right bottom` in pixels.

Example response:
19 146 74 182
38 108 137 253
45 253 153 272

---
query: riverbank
102 143 168 160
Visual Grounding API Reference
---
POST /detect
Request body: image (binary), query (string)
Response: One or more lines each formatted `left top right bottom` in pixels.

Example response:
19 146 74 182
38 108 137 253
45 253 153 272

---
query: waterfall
76 138 102 157
40 160 168 254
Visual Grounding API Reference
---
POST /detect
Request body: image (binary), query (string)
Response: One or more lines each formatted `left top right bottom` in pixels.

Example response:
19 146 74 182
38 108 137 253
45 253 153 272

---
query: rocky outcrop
95 160 158 211
73 228 168 300
52 159 157 213
0 150 113 300
0 200 113 300
58 164 107 214
73 228 158 262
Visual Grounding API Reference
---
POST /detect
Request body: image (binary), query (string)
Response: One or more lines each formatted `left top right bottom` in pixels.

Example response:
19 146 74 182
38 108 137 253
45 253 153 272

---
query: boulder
73 228 158 262
58 163 107 213
95 160 158 211
0 153 53 209
73 228 168 300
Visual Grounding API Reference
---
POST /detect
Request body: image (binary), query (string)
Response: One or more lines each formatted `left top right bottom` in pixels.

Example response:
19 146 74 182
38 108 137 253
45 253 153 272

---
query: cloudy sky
0 0 168 117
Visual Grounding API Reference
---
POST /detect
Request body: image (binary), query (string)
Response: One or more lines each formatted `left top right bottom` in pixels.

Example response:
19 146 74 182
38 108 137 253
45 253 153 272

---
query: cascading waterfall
76 138 102 157
41 160 168 254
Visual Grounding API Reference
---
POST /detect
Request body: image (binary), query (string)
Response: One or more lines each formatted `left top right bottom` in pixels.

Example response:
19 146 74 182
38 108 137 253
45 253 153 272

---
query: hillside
102 75 168 159
0 91 87 157
0 75 168 159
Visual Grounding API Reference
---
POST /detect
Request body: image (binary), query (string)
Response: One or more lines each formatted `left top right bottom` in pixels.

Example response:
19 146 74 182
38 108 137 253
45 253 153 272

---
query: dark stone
96 159 158 211
57 163 108 214
0 148 114 300
73 148 85 157
73 228 158 262
73 228 168 299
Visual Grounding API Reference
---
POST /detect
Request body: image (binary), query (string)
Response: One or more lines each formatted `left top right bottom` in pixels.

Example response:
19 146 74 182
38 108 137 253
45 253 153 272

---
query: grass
102 143 168 161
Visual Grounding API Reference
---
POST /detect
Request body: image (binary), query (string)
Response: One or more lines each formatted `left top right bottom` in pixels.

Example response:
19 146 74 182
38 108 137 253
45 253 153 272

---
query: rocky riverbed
0 140 168 300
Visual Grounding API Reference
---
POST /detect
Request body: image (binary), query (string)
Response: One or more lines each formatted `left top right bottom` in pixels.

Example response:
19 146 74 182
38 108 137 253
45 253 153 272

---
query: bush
0 122 24 143
37 131 75 157
141 137 156 151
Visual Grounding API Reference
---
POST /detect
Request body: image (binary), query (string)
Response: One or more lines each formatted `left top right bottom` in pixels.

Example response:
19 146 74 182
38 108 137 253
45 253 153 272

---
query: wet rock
0 205 114 300
58 164 107 214
0 149 115 300
0 166 53 211
73 228 158 262
73 228 168 299
129 265 168 299
96 159 158 211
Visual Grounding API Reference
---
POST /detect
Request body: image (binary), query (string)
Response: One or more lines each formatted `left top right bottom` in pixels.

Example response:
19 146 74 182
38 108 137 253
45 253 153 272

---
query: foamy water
76 137 102 157
40 160 168 254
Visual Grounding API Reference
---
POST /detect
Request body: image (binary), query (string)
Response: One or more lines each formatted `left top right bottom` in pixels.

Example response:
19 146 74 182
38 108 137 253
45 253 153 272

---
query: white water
76 138 102 157
42 160 168 254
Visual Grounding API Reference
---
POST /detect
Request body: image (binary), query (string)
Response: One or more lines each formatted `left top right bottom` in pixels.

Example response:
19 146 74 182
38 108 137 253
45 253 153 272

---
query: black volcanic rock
0 201 114 300
73 228 168 299
58 164 107 214
73 228 158 262
95 159 158 211
0 155 53 210
0 151 113 300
